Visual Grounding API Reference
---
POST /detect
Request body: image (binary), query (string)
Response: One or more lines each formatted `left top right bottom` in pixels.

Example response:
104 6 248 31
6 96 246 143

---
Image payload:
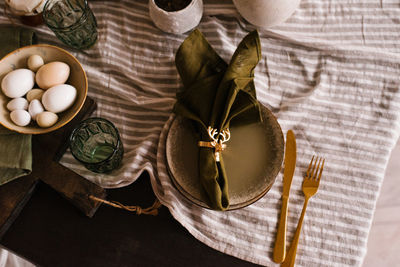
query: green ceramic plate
166 104 284 210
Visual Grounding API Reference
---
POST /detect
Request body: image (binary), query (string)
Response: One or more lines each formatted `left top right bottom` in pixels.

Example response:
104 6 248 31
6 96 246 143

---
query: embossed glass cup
69 118 124 173
43 0 98 49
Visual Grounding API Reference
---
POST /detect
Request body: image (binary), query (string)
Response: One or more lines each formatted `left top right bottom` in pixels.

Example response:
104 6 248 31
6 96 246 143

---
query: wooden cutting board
0 97 107 239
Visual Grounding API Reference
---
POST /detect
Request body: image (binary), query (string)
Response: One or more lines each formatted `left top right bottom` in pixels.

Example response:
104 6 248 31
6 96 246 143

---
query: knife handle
273 195 289 263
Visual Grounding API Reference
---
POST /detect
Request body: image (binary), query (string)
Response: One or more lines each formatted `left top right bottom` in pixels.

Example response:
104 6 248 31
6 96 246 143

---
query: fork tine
306 155 315 179
312 157 322 180
311 157 320 179
317 158 325 181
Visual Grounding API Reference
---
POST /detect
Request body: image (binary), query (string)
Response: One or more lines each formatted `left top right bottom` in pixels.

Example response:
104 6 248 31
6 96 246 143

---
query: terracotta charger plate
165 104 284 210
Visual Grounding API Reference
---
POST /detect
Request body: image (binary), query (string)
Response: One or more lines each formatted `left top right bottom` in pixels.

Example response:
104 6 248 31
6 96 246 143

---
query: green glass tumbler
43 0 98 49
69 118 124 173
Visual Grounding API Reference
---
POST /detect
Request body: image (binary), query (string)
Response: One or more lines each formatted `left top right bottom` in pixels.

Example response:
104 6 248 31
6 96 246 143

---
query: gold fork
281 156 325 267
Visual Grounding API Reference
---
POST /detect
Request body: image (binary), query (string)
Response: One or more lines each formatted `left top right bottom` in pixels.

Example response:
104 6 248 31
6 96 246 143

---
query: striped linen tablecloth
2 0 400 266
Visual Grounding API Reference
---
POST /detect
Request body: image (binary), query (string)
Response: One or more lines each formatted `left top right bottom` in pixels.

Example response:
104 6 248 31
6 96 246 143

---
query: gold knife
273 130 296 263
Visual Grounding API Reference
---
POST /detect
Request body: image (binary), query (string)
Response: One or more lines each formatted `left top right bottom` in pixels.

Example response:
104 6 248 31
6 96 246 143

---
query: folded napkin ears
174 29 262 210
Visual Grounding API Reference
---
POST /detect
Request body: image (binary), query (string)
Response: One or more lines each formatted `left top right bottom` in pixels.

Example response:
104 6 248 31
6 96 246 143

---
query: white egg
36 111 58 128
27 55 44 72
26 88 45 102
1 69 35 98
42 84 77 113
10 110 31 126
28 99 44 120
6 97 29 111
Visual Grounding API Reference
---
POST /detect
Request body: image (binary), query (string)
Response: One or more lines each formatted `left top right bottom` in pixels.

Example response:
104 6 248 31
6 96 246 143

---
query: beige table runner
2 0 400 266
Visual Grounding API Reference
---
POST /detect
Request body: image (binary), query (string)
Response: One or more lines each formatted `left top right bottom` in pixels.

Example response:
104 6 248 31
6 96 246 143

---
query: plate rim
165 103 284 210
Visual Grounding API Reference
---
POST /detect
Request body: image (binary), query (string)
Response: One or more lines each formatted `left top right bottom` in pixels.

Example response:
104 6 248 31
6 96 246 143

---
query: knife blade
272 129 296 263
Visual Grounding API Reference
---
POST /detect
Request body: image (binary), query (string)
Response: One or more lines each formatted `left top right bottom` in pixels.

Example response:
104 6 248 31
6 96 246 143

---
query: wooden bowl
0 44 87 134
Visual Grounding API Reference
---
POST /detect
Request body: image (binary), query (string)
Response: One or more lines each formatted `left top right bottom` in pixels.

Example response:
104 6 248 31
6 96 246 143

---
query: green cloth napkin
0 26 36 186
174 30 262 210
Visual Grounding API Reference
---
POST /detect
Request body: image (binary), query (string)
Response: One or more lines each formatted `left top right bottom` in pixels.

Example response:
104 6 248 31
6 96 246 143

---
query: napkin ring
198 126 230 162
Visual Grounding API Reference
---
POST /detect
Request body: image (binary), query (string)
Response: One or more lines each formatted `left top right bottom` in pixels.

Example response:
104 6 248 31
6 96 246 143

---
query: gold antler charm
198 126 231 162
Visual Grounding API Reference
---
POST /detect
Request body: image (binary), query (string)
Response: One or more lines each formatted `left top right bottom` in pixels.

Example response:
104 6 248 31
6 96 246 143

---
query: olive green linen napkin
0 26 36 186
174 30 262 210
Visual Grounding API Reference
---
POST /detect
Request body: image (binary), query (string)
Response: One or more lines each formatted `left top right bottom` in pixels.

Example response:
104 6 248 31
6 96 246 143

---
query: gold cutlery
273 130 297 263
281 156 325 267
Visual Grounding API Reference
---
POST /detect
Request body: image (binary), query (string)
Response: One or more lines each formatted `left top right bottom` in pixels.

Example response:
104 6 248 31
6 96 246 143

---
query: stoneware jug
232 0 301 28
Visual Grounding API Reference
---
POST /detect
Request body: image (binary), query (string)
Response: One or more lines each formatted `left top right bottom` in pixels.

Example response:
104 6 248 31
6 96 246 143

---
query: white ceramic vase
149 0 203 34
232 0 301 28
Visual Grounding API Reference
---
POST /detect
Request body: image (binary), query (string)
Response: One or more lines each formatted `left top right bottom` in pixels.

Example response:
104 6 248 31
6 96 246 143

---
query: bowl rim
0 43 88 134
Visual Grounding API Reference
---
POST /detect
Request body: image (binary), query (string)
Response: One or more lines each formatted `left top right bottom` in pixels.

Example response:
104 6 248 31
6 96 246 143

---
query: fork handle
281 197 310 267
273 196 289 263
